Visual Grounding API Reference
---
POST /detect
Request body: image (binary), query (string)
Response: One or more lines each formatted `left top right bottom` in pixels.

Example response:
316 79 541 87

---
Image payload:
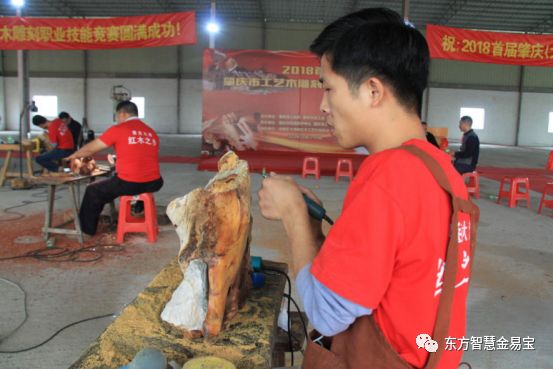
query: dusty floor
0 135 552 369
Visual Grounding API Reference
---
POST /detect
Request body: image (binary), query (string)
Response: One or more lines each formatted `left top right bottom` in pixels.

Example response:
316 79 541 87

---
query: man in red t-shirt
258 8 474 369
32 115 75 172
65 100 163 236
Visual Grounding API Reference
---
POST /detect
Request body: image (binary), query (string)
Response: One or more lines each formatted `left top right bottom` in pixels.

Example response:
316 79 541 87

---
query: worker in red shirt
32 115 75 172
258 8 477 369
65 100 163 237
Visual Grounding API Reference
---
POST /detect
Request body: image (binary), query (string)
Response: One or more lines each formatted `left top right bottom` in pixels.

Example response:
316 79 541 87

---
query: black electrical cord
0 243 125 263
0 313 114 354
0 187 65 223
0 185 124 263
263 267 294 365
283 293 309 344
0 276 115 354
0 278 28 344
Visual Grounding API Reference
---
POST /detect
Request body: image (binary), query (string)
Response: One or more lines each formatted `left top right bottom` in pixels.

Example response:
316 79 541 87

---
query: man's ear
361 77 386 107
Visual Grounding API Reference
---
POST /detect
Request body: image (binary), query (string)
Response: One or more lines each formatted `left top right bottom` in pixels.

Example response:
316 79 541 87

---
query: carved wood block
70 157 97 175
163 151 252 337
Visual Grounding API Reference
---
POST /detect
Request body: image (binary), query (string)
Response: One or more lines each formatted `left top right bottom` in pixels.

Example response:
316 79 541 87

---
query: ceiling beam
43 0 79 17
526 12 553 34
257 0 266 21
439 0 469 24
156 0 173 12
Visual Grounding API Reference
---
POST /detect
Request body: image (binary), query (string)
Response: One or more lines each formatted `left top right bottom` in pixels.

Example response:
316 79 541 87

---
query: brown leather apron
302 145 480 369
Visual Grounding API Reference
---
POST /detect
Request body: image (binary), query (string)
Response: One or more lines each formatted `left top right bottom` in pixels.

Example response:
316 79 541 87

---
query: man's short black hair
310 7 429 115
460 116 473 125
116 100 139 116
58 111 70 119
32 115 47 127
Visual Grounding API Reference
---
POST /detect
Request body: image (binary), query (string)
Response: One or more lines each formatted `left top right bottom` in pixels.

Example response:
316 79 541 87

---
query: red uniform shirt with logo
48 118 74 150
311 139 471 369
99 119 160 183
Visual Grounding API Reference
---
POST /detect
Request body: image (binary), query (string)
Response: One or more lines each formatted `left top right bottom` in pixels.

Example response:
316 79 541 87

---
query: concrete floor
0 136 552 369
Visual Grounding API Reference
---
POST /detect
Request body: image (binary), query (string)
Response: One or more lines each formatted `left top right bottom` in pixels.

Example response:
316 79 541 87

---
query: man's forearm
282 208 319 275
67 139 106 160
72 146 95 158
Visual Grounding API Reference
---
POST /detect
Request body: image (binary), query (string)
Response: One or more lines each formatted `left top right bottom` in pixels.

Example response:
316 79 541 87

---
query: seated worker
59 111 83 150
65 100 163 237
422 121 439 148
258 8 476 369
453 115 480 174
32 115 75 172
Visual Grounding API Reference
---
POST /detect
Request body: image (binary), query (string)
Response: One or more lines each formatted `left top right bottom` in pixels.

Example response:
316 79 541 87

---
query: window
548 112 553 133
131 97 145 119
460 107 485 130
32 95 58 119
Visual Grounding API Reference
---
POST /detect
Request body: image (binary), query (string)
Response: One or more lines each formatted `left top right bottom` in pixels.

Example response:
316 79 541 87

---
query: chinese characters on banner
202 49 356 156
427 24 553 66
0 12 195 50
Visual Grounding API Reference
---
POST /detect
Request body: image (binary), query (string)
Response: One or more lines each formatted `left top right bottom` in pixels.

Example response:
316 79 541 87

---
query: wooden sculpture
162 151 252 338
70 157 97 175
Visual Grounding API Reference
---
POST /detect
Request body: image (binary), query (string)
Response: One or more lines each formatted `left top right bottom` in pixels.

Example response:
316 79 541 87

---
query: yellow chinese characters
222 77 323 89
440 33 553 60
0 21 181 44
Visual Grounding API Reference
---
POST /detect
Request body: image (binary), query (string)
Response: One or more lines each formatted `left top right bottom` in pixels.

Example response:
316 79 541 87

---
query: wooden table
69 259 289 369
0 142 34 186
31 168 112 244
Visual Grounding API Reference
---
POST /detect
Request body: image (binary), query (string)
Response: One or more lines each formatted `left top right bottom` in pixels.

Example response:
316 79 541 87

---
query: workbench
69 259 291 369
0 142 34 186
30 168 112 244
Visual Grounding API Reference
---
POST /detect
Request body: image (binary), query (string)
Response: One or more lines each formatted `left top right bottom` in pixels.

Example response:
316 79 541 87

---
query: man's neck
121 115 139 123
364 111 426 154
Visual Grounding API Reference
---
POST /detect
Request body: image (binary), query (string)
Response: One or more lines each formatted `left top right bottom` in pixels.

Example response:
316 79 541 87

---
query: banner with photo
202 48 357 156
0 12 195 50
427 24 553 66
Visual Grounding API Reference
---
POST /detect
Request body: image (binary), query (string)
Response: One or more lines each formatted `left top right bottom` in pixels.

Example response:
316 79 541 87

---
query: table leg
0 150 13 186
26 149 34 177
70 183 84 244
43 184 55 241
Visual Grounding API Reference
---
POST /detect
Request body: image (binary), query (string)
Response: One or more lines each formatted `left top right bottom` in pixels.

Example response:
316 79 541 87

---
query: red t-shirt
48 118 74 150
311 139 472 369
99 119 160 183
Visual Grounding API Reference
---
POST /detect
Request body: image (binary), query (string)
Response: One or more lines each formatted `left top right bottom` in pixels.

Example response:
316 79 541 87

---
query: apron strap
399 146 479 369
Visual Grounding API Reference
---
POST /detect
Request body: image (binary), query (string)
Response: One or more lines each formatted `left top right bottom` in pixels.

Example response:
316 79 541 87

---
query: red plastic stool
462 171 480 199
546 151 553 170
335 158 353 182
302 157 320 179
497 177 530 208
538 182 553 215
116 193 158 243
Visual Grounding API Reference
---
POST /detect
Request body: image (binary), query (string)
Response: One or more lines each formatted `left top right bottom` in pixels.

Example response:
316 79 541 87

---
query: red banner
202 49 356 156
427 24 553 66
0 12 196 50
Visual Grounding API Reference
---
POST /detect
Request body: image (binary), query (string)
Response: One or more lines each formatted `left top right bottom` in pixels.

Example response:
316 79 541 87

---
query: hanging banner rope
427 24 553 67
0 12 196 50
